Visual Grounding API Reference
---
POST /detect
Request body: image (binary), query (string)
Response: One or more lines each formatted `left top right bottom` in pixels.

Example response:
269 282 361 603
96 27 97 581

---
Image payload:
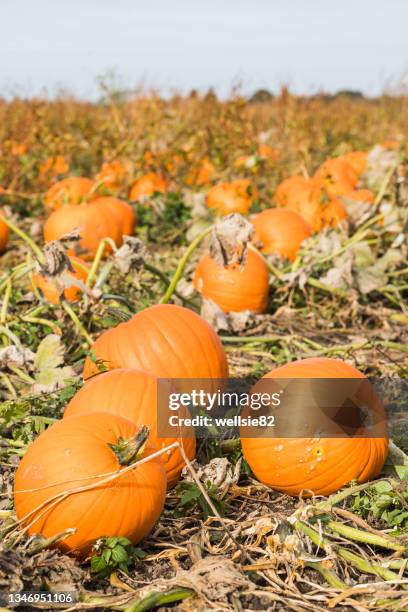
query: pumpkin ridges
14 413 166 556
64 368 196 488
241 357 388 497
193 250 269 313
252 208 312 261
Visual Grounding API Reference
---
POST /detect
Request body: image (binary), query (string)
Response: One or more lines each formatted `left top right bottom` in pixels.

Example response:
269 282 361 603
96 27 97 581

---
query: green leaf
91 556 107 573
111 546 129 564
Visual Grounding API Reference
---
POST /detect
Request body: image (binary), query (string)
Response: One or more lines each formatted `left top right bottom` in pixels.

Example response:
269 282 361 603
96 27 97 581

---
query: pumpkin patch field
0 92 407 611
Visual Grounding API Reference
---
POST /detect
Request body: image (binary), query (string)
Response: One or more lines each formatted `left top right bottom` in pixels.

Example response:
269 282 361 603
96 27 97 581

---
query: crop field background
0 88 407 611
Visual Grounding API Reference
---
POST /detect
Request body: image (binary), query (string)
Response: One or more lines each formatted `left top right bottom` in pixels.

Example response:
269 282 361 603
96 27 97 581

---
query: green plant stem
159 225 212 304
248 243 283 279
325 521 406 552
86 238 117 287
124 588 193 612
304 561 347 590
0 279 11 324
294 521 402 583
144 262 197 306
61 302 93 345
0 216 45 264
8 365 36 384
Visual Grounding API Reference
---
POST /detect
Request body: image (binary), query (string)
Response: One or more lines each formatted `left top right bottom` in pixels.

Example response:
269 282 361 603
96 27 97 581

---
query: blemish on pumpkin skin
274 444 284 452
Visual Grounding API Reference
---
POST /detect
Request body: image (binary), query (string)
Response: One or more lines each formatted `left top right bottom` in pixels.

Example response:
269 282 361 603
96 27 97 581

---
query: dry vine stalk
210 213 254 267
37 230 81 276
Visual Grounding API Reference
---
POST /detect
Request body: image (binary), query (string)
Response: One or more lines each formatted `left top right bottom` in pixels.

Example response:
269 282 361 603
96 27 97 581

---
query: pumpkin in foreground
14 413 166 557
64 369 196 488
33 255 88 304
252 208 311 261
193 249 269 313
83 303 228 384
241 358 388 496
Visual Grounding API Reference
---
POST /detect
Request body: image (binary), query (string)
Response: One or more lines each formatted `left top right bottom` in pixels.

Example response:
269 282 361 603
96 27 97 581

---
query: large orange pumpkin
91 196 136 236
193 250 269 313
83 304 228 383
314 158 358 198
44 177 96 212
129 172 167 201
0 212 10 253
241 358 388 497
206 179 256 215
252 208 312 261
275 176 323 231
64 369 196 488
14 413 166 557
33 255 88 304
43 201 123 261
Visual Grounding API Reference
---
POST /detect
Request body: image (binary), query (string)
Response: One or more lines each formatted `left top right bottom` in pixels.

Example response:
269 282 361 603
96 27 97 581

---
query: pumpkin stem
110 425 150 465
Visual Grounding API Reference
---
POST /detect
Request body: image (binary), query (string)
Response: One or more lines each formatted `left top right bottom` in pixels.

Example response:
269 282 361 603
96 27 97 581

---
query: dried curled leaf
365 144 398 193
0 345 35 368
32 335 76 393
177 556 250 602
183 457 241 499
39 230 80 276
114 236 148 274
210 213 254 267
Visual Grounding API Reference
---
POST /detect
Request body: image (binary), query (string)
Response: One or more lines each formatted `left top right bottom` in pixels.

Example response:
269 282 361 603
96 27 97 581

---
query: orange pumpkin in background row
342 188 375 204
83 304 228 383
64 368 196 488
252 208 312 261
241 357 388 497
193 250 269 313
322 199 348 227
258 144 280 160
314 158 359 198
14 413 166 557
95 160 130 193
129 172 167 201
0 212 10 253
92 196 136 236
340 151 368 176
192 157 215 185
43 197 135 260
44 177 96 211
274 175 323 231
207 179 256 215
33 255 88 304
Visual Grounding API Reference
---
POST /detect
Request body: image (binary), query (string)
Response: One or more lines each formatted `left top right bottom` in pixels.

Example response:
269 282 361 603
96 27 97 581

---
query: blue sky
2 0 408 99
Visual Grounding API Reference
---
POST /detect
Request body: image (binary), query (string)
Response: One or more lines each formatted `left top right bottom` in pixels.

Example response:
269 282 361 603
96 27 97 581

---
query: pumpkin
91 196 136 236
241 358 388 497
43 201 123 261
322 199 348 227
33 255 88 304
193 250 269 313
0 212 10 253
13 413 166 557
275 176 323 231
188 157 215 186
341 188 374 204
95 160 130 193
274 175 309 207
129 172 167 201
64 368 196 488
314 158 358 198
252 208 311 261
340 151 367 176
258 144 279 160
207 179 256 215
83 304 228 385
44 177 96 211
39 156 69 180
